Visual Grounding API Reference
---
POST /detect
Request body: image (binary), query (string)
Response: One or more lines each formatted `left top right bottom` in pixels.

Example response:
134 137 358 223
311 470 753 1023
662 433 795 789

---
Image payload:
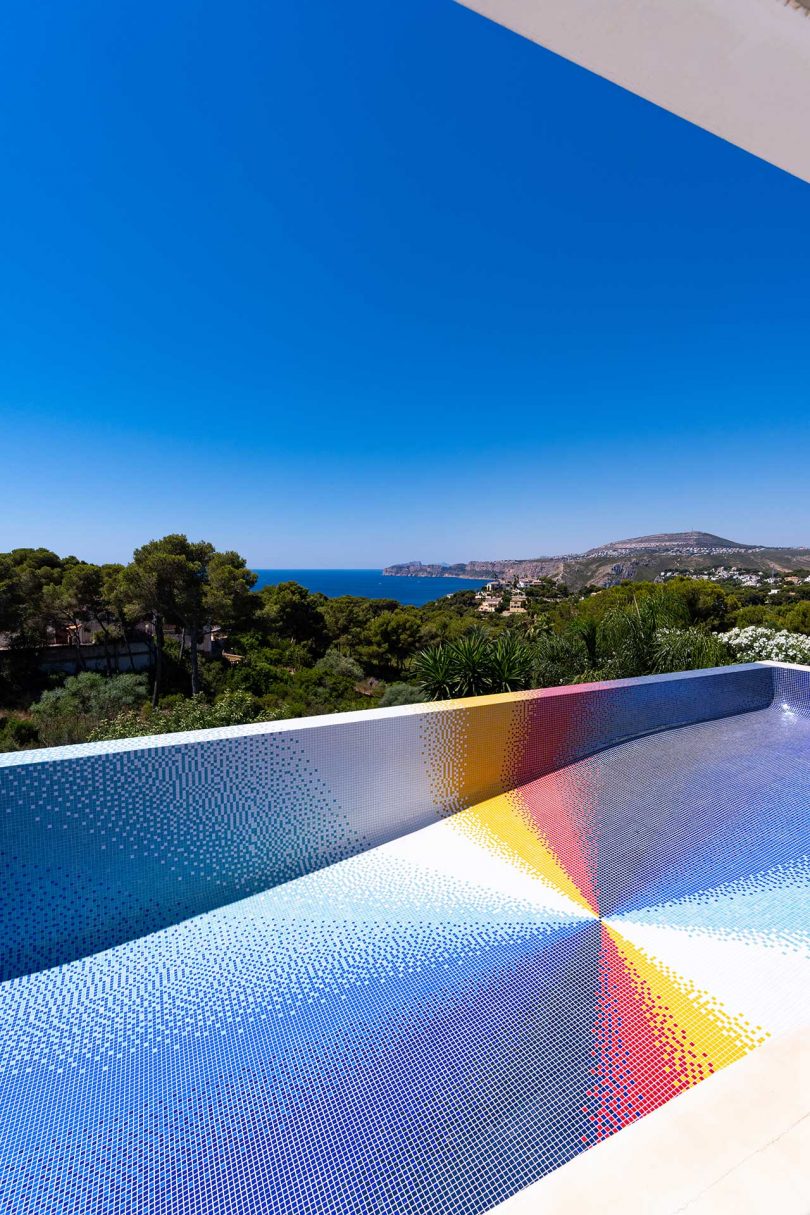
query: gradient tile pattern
0 663 807 1213
0 664 772 979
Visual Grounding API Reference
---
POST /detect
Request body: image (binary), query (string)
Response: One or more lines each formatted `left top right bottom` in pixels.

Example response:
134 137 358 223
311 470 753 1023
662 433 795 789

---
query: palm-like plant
445 631 494 698
531 631 590 687
597 591 682 679
413 589 734 703
488 632 533 692
598 591 733 679
412 629 534 700
570 617 599 668
652 627 731 674
410 643 458 700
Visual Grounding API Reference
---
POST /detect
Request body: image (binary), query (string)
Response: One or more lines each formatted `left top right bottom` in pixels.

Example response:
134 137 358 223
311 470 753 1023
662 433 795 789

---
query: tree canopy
2 536 810 753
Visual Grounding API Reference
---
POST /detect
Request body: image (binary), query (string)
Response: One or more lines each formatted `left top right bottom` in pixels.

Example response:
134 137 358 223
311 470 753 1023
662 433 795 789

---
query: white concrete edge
758 659 810 673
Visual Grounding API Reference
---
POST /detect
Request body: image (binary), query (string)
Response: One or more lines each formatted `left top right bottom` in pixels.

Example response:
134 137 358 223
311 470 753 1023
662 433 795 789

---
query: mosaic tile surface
0 664 808 1213
0 663 773 980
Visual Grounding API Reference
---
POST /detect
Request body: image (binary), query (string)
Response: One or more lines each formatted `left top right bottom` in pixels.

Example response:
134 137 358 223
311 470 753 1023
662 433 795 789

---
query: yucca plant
411 629 534 700
445 631 494 698
488 632 533 692
410 643 458 700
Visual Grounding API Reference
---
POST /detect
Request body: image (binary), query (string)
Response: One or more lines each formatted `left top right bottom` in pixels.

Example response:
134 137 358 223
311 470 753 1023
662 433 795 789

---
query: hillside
582 531 753 555
384 532 810 591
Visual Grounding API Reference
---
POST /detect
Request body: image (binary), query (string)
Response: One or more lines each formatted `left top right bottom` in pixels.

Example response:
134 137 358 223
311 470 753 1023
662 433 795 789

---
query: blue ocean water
252 569 484 606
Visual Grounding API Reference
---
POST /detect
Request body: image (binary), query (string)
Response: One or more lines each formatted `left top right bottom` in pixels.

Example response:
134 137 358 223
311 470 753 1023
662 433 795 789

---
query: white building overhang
455 0 810 183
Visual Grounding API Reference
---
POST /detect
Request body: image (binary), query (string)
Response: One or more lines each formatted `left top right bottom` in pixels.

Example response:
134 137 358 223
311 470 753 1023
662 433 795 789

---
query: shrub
730 605 781 629
314 649 364 681
31 672 148 747
89 690 262 741
722 627 810 665
597 594 682 679
531 632 590 687
782 602 810 636
377 682 428 708
0 714 40 752
414 602 742 701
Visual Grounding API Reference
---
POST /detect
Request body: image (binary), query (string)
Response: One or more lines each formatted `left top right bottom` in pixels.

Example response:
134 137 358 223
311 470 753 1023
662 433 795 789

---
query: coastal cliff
383 533 810 592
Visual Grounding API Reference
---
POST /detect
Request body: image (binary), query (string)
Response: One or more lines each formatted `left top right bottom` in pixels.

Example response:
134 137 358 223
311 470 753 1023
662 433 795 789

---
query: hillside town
474 563 810 617
475 579 557 615
475 581 528 614
655 567 810 590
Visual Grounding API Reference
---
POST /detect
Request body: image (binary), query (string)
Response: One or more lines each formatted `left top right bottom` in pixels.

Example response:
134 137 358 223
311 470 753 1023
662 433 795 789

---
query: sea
252 569 485 607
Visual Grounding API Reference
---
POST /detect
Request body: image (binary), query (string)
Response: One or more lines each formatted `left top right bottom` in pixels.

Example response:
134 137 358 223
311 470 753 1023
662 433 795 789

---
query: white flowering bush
722 626 810 665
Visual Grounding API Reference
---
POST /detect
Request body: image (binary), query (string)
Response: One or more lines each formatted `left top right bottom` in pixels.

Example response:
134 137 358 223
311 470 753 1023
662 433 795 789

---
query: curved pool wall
0 661 788 980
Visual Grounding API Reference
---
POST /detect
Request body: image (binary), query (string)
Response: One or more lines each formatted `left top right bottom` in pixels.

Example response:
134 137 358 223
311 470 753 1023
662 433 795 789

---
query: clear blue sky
1 0 808 566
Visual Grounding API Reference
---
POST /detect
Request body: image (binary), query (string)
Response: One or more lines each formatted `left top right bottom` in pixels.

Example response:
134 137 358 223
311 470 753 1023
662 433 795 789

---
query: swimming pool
1 662 808 1213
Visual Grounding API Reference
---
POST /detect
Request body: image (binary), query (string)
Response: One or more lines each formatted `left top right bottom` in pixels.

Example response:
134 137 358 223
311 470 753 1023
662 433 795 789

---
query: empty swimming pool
1 662 808 1213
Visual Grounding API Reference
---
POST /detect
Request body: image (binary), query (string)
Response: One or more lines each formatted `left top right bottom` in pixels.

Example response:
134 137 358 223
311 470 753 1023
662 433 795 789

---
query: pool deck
494 1026 810 1214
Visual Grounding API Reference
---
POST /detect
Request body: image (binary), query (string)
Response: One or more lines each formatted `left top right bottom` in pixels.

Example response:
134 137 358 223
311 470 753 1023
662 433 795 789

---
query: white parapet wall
455 0 810 183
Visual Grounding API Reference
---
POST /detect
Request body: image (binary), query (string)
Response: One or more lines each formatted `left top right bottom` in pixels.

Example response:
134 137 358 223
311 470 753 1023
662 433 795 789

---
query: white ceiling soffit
454 0 810 183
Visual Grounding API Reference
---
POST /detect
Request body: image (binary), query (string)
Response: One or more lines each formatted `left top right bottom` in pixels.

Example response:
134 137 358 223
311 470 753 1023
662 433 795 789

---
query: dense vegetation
1 537 809 751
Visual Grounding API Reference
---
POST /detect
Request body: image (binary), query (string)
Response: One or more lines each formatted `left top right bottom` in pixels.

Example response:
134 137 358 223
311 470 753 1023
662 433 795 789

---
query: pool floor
1 702 808 1213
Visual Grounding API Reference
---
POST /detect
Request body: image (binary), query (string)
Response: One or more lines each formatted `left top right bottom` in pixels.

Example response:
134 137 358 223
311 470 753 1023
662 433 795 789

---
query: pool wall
0 662 792 980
